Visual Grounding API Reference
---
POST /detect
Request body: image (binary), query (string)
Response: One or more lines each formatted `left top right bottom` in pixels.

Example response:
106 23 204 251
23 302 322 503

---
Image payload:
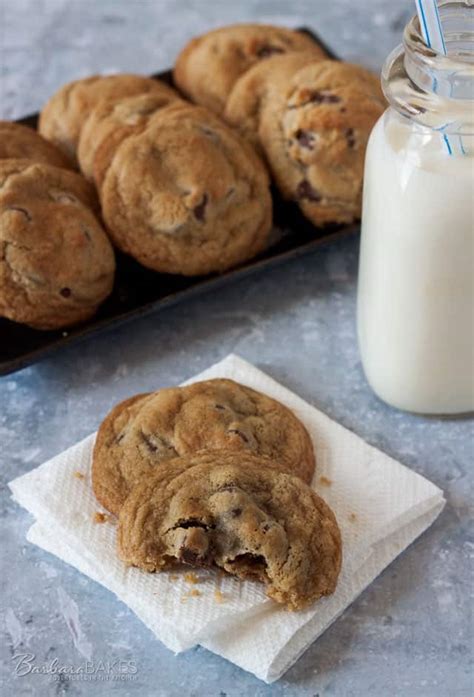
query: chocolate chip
140 431 176 455
219 484 238 493
60 287 71 298
141 432 158 452
180 548 197 564
215 403 226 410
295 129 315 149
176 519 210 530
229 553 267 568
194 194 208 222
345 127 356 148
228 428 249 444
177 527 213 567
200 125 219 142
296 180 321 202
231 508 242 518
256 45 285 58
180 548 208 566
307 90 341 105
80 223 92 241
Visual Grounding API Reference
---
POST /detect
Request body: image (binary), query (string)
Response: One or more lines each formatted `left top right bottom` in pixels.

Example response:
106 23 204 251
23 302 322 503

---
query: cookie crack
170 519 216 531
2 206 32 221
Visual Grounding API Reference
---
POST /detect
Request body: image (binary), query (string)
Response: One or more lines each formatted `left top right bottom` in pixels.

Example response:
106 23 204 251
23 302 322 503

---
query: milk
357 111 474 414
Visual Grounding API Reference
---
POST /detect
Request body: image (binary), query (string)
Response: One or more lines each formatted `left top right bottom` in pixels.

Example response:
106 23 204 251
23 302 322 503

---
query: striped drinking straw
415 0 462 155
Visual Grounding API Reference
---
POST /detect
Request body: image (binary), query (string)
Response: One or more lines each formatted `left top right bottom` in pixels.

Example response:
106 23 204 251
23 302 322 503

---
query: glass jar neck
382 0 474 135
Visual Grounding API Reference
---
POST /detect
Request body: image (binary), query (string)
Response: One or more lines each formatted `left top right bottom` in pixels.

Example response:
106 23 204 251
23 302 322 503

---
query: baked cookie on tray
0 121 74 169
99 101 272 276
117 450 341 610
224 51 324 151
39 74 169 162
92 378 316 515
173 23 326 115
77 85 182 183
259 61 385 226
0 159 115 329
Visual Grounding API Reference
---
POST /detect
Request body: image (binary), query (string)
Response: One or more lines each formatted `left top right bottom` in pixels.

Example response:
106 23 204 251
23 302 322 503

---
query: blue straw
416 0 448 53
415 0 458 155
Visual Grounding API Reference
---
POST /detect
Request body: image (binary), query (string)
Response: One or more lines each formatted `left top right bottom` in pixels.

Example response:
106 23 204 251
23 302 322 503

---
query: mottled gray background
0 1 472 696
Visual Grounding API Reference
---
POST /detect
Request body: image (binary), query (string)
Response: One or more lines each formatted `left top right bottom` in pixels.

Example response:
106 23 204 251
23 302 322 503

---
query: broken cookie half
118 450 341 610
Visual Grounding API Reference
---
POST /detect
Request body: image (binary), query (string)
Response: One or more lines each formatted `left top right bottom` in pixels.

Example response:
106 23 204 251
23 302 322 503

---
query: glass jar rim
381 1 474 134
404 1 474 75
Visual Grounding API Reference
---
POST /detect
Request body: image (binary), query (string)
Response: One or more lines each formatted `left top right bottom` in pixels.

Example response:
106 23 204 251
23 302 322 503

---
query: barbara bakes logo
12 653 138 681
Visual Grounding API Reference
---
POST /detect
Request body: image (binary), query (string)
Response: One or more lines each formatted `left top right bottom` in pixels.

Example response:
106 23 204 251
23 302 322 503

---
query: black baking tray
0 29 357 376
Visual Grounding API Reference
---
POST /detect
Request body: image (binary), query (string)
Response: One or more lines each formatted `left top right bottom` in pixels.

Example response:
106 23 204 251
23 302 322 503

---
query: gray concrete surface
0 1 472 696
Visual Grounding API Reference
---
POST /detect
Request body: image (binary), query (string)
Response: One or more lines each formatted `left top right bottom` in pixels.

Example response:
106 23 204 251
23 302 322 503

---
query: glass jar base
364 375 474 418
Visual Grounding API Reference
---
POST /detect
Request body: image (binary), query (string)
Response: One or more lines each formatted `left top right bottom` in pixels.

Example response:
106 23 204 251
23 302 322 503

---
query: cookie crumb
184 572 199 585
168 574 179 582
319 476 332 486
214 589 226 604
348 512 357 522
73 471 85 480
181 589 202 602
93 512 109 524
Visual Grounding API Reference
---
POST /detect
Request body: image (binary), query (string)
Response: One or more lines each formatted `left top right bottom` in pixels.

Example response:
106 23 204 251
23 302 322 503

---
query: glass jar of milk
357 1 474 415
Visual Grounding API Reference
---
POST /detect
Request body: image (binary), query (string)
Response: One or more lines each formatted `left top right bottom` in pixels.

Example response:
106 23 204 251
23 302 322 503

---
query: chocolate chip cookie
39 74 169 163
0 159 115 329
92 378 316 515
173 24 326 115
0 121 73 169
259 61 385 226
224 52 324 151
77 84 181 183
117 450 341 610
100 101 272 276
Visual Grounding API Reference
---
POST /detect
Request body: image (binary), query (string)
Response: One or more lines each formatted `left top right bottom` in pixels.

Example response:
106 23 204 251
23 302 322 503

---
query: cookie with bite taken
118 450 341 610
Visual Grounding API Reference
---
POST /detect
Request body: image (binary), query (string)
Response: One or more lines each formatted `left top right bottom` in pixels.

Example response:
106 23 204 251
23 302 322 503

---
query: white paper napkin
9 354 445 682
